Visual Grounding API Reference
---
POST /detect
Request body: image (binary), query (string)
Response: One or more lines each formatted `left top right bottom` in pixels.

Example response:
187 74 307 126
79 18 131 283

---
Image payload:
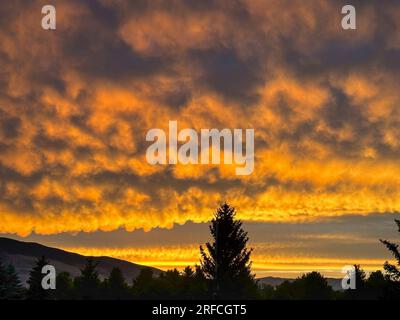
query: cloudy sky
1 0 400 277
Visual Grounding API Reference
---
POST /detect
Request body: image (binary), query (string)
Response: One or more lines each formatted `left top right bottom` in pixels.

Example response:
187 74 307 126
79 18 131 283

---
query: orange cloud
1 0 400 238
61 244 387 278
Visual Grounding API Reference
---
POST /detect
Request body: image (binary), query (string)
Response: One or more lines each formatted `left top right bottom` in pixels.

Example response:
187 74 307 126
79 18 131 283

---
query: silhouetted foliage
0 260 23 299
381 219 400 281
3 208 400 300
104 267 130 299
158 269 184 298
200 203 258 299
0 261 7 298
54 272 75 300
132 267 158 299
259 284 275 299
295 272 334 300
26 256 51 300
274 272 333 300
365 270 388 299
181 266 209 299
74 258 101 300
130 266 209 299
380 219 400 298
343 265 367 300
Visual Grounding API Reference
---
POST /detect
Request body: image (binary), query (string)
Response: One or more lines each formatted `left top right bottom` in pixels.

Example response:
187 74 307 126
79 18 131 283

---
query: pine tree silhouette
200 203 257 299
0 260 7 299
75 258 101 300
192 265 209 299
104 267 129 299
380 219 400 281
54 272 75 300
4 264 23 299
343 265 367 300
157 269 182 298
132 267 156 299
365 270 387 299
181 266 209 299
181 266 195 299
26 256 51 300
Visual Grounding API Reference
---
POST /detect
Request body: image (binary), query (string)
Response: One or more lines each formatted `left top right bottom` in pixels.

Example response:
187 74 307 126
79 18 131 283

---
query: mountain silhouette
0 237 161 286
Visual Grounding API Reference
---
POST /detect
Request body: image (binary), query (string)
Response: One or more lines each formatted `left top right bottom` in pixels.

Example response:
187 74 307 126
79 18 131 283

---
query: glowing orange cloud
62 245 388 278
1 0 400 238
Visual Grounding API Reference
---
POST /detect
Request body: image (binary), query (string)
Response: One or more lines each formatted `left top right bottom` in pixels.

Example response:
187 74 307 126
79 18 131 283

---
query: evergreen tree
75 258 101 299
54 272 75 300
200 203 257 299
181 266 195 299
4 264 23 299
193 266 209 298
380 219 400 298
182 266 194 278
343 264 367 300
0 261 23 300
380 219 400 281
158 269 182 298
0 260 7 299
354 264 367 288
132 267 157 299
365 270 388 299
104 267 130 299
26 256 51 300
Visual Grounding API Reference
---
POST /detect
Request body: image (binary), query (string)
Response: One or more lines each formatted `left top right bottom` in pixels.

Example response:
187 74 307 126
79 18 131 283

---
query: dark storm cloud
1 0 400 236
191 49 264 105
63 34 173 81
1 115 21 139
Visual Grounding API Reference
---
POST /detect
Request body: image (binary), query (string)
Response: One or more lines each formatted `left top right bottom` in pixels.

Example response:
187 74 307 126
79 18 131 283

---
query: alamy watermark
41 5 56 30
41 264 56 290
146 121 255 175
40 4 356 31
341 265 357 290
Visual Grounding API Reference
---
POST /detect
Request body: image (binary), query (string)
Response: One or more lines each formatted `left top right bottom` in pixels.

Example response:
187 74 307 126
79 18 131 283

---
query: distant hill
0 237 161 286
257 276 343 291
0 237 345 291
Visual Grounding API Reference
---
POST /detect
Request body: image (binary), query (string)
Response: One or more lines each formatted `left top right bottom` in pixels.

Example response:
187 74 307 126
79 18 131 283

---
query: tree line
1 203 400 300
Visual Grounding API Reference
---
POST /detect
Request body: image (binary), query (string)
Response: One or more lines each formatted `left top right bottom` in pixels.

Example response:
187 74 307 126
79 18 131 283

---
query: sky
1 0 400 278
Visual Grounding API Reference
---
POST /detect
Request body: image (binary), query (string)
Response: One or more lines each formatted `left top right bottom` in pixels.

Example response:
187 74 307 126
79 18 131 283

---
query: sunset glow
1 0 400 278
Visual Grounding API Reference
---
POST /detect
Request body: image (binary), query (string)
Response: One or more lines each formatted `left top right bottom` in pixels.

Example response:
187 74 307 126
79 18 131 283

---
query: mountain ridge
0 237 162 286
1 237 344 291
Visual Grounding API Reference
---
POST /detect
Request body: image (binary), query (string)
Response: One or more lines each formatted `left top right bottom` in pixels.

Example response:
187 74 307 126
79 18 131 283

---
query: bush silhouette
274 272 333 300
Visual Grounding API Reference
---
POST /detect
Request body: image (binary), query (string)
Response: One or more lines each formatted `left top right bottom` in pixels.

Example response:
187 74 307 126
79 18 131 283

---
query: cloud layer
1 0 400 235
4 213 398 277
